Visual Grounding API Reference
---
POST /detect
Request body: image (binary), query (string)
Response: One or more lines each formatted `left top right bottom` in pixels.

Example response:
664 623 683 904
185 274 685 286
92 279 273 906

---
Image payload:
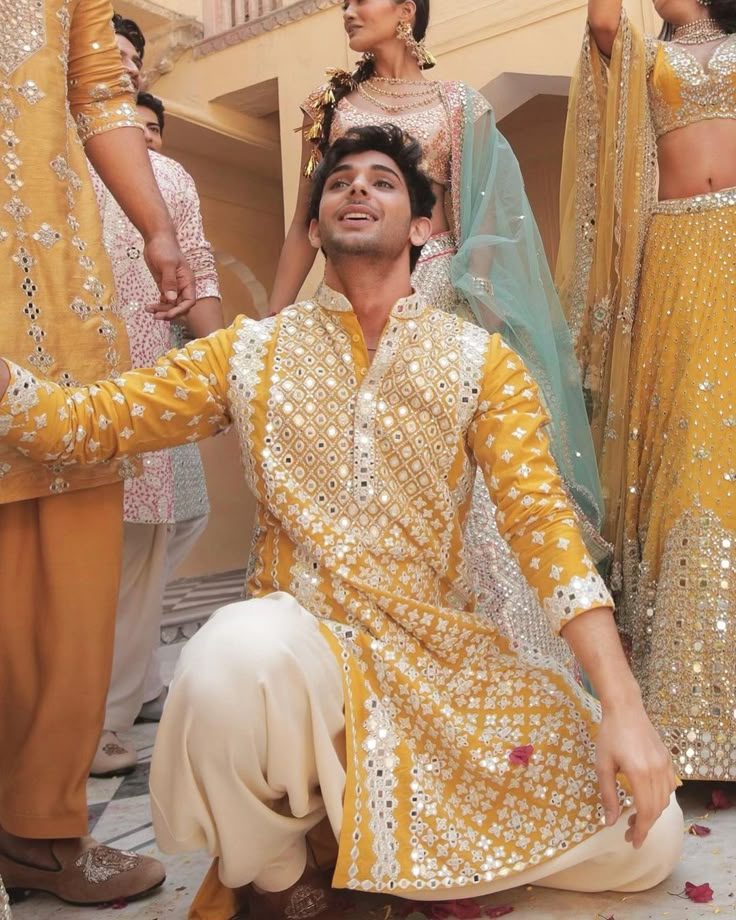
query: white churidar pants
150 593 683 896
105 516 208 732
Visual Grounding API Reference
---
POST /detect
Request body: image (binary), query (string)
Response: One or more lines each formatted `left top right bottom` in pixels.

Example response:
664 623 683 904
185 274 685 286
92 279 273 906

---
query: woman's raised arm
588 0 622 57
268 116 321 313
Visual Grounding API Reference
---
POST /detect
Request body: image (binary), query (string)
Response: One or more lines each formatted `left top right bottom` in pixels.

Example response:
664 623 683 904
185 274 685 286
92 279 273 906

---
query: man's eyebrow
328 162 403 182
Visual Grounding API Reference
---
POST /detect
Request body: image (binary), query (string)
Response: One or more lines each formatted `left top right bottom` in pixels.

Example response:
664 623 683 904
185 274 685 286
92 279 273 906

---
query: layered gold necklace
357 76 441 113
672 19 729 44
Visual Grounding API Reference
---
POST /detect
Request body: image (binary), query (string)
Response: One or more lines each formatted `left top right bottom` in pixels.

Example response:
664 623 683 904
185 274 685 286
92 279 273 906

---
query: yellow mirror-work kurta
0 0 140 502
0 286 624 892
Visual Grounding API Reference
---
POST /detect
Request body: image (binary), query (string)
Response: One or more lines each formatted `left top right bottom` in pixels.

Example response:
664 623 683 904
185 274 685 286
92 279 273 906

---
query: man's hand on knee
595 700 678 848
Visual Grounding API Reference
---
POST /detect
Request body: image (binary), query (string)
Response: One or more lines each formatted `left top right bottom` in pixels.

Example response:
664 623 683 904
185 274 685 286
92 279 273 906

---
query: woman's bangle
471 276 493 296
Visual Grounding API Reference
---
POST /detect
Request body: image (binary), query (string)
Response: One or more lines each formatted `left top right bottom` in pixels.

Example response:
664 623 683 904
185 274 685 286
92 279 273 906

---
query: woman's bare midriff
657 119 736 199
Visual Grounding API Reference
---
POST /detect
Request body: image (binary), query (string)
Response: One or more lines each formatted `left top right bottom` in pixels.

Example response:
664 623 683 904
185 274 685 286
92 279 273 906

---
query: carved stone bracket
196 0 342 58
142 19 204 87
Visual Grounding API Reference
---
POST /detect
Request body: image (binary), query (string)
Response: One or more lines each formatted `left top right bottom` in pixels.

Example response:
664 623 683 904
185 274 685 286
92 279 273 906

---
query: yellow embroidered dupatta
556 13 658 583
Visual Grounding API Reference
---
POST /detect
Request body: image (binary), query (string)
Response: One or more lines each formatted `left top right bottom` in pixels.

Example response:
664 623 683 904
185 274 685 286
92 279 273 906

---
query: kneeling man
0 126 683 920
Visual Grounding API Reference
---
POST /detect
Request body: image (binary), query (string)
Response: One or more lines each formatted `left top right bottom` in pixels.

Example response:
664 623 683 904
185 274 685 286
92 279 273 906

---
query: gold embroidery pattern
649 36 736 139
625 511 735 779
0 0 139 500
331 93 451 188
0 0 46 77
228 316 276 496
622 189 736 780
0 363 42 435
74 846 139 884
411 232 475 321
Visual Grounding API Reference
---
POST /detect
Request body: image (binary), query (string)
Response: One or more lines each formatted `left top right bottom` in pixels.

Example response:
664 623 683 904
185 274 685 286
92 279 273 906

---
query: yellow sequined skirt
623 188 736 780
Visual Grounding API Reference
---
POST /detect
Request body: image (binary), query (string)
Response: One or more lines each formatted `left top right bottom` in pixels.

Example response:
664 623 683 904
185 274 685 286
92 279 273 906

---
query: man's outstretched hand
596 695 678 848
143 230 196 321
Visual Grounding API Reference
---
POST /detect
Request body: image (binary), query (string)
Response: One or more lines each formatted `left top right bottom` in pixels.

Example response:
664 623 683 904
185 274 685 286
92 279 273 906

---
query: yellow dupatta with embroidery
556 12 658 584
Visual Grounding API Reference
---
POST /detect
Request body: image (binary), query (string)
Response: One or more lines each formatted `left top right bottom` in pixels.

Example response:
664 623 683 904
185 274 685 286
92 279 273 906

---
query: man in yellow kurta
0 0 196 905
0 126 683 919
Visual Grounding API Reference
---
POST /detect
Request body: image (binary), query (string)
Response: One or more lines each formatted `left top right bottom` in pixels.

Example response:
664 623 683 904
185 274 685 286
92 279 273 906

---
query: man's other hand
143 230 196 321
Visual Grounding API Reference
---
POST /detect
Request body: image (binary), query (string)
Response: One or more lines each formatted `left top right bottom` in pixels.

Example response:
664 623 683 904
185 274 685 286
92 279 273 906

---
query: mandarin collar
314 281 426 319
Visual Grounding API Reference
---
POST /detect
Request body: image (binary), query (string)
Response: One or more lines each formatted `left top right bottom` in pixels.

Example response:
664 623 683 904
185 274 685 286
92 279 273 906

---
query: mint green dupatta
444 83 606 554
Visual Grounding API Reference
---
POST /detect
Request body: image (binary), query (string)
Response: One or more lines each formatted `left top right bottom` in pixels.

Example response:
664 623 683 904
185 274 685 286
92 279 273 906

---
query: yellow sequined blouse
1 285 622 890
647 34 736 138
0 0 140 502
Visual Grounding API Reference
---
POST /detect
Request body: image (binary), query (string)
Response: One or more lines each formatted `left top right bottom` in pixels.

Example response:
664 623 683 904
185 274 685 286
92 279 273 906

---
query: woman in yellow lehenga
558 0 736 781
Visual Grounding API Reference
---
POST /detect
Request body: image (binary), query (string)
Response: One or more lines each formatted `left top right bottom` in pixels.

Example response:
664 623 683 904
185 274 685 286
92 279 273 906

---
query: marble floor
9 749 736 920
7 569 736 919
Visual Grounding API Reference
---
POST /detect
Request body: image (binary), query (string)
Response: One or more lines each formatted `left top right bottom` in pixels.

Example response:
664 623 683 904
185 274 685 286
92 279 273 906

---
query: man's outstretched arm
0 323 240 467
469 334 677 848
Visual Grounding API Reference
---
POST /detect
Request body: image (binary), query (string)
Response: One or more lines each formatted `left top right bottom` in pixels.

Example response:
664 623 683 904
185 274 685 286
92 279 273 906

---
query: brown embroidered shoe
246 865 352 920
0 836 165 905
90 731 137 778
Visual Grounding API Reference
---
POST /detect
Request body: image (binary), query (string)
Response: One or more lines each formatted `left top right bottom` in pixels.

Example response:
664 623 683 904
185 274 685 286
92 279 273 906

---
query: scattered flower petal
439 900 482 919
709 789 733 811
509 745 534 767
398 901 512 920
684 881 714 904
688 823 712 837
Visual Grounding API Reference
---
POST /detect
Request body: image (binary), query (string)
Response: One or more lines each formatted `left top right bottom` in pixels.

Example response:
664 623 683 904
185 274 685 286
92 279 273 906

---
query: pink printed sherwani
91 150 219 523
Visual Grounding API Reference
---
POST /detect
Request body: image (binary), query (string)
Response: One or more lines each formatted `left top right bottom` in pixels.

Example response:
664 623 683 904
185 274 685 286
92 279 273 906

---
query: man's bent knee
623 794 684 891
166 593 320 722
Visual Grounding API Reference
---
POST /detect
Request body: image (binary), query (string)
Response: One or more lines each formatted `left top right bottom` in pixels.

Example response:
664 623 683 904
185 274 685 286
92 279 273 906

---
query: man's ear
307 218 322 252
409 215 433 249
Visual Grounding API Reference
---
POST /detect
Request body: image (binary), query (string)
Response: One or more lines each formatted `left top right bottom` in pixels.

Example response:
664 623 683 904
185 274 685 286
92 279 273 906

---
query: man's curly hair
112 13 145 58
307 124 436 272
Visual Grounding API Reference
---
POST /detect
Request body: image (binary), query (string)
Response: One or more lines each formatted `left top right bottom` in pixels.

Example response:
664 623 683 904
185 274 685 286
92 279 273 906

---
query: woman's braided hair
304 0 432 176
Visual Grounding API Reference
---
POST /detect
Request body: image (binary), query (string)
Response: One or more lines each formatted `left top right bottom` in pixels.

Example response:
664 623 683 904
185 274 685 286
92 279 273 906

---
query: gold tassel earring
396 20 437 69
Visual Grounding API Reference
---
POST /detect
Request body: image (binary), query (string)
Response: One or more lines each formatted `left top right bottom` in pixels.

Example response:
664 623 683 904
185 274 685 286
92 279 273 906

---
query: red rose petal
688 823 712 837
428 907 452 920
709 789 733 810
482 907 514 918
684 881 714 904
447 900 484 919
508 745 534 767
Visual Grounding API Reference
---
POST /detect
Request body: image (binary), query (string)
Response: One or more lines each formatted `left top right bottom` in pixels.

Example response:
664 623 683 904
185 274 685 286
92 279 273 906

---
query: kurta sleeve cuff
0 362 45 438
194 276 222 302
75 98 141 144
541 570 614 635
